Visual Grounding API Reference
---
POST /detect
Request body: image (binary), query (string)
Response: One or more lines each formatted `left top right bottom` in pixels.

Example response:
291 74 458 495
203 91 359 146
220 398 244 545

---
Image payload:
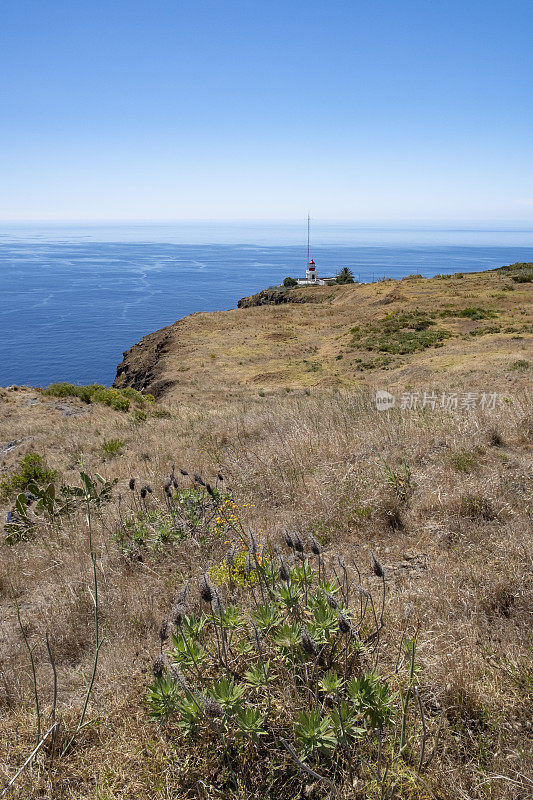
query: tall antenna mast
307 213 310 262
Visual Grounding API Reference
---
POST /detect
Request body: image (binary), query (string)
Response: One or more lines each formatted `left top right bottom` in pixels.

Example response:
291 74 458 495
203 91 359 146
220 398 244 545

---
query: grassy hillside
1 266 531 799
114 265 532 402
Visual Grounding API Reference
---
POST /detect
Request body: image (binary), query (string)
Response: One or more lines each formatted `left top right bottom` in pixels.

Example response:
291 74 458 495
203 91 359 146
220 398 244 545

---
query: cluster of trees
282 267 355 288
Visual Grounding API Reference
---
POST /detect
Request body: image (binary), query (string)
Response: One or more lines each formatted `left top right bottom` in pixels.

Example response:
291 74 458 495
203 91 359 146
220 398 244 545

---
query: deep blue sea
1 222 532 387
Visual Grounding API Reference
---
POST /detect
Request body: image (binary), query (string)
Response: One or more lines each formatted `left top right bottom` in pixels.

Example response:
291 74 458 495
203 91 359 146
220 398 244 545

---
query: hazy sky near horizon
1 0 532 223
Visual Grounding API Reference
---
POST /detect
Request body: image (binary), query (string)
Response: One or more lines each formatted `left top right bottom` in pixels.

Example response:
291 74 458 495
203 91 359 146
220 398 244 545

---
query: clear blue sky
1 0 532 222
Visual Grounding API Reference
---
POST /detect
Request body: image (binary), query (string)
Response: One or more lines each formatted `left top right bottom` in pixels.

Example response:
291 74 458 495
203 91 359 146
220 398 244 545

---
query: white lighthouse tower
306 259 317 281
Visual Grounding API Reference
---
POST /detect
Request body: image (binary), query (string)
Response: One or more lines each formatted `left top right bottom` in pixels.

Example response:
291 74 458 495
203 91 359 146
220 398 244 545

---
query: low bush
459 493 497 521
468 325 501 336
510 359 529 371
512 271 533 283
116 474 234 556
365 328 449 354
115 510 186 554
351 312 451 355
120 386 155 403
0 452 58 498
379 460 415 502
151 407 173 419
44 383 154 411
101 439 125 459
496 261 533 283
440 307 497 321
450 450 478 473
148 541 431 796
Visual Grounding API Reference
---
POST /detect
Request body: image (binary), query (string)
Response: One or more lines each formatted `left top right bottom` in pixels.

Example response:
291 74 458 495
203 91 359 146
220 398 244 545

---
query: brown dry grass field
0 268 531 799
114 266 532 403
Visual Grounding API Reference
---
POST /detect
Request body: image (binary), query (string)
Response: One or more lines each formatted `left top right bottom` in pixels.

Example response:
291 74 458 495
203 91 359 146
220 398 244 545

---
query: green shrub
512 271 533 283
379 460 414 501
459 493 496 521
283 276 298 288
510 359 529 371
43 382 81 398
0 453 58 498
148 547 425 794
350 311 451 355
366 328 449 354
91 387 130 411
440 307 497 321
120 386 154 403
303 359 321 372
101 438 125 459
469 325 501 336
116 480 233 556
115 510 186 553
496 262 533 282
458 307 496 319
355 355 393 370
451 449 477 473
44 382 153 411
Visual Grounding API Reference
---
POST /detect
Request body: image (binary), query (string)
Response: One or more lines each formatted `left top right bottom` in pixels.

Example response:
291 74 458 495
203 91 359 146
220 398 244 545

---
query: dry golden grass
1 268 531 798
113 269 532 403
0 374 531 798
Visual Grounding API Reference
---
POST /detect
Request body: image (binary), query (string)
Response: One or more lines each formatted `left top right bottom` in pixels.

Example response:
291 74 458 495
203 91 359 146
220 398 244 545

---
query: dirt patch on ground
376 288 409 304
264 330 295 341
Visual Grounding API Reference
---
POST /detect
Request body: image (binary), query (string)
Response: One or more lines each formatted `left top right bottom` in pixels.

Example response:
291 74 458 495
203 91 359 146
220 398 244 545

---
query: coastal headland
114 263 532 403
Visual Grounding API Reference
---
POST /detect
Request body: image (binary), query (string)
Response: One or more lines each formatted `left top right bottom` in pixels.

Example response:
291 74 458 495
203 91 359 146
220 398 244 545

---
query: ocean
1 221 532 387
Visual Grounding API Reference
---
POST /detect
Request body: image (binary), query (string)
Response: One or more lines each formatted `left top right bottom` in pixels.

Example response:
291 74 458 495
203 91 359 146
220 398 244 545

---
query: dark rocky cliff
237 287 309 308
113 324 177 397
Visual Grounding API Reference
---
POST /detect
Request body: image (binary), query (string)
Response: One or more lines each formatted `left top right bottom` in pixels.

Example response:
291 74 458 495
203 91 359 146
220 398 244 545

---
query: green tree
335 267 355 284
283 276 298 288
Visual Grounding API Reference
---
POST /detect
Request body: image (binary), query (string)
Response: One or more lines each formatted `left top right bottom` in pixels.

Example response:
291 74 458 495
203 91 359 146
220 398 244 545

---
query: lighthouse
305 214 316 280
296 215 336 286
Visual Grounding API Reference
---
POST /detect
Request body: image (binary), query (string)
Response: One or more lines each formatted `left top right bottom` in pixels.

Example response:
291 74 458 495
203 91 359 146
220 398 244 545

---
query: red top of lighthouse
308 260 316 270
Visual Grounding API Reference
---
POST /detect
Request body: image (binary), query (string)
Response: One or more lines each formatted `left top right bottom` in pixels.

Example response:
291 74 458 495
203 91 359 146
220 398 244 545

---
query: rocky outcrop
237 287 309 308
113 325 176 397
